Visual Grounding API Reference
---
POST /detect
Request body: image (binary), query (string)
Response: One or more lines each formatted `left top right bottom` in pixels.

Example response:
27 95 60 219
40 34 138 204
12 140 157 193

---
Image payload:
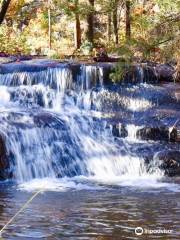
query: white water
19 177 103 192
19 174 180 193
0 65 167 192
126 97 153 111
83 87 153 113
80 65 103 90
125 124 143 142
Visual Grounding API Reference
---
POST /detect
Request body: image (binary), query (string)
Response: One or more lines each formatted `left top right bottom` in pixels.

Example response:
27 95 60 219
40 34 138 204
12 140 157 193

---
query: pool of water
0 177 179 240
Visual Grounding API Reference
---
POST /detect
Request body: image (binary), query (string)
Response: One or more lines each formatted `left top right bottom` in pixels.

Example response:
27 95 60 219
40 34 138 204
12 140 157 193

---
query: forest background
0 0 179 65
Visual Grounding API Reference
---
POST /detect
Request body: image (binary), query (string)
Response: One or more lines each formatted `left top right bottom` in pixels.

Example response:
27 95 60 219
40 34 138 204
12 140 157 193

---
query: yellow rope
0 189 42 238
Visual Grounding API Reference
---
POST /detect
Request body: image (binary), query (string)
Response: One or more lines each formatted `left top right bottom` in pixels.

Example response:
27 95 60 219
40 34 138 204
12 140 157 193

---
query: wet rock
157 150 180 176
112 124 120 137
143 65 158 83
9 86 47 107
122 64 158 84
69 63 81 83
155 64 175 82
16 55 32 61
121 63 176 84
112 124 128 138
170 128 180 142
97 63 114 85
0 134 10 180
123 65 143 84
110 119 180 143
137 127 169 141
33 112 67 130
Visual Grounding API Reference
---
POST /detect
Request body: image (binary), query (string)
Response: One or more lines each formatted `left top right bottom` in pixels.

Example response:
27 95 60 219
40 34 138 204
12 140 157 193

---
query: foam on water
18 177 103 192
18 175 180 193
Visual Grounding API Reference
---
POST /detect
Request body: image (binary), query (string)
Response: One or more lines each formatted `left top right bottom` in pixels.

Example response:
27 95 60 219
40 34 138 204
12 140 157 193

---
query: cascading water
0 62 179 240
125 124 142 141
0 63 164 190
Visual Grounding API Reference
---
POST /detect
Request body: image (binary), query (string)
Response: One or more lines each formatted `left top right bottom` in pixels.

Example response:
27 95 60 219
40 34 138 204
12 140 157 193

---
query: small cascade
98 66 104 86
1 109 154 183
76 90 92 110
126 97 153 112
137 65 144 83
125 124 142 141
50 68 73 111
0 67 73 89
0 70 48 87
79 65 104 90
48 67 73 90
76 86 154 113
75 65 105 111
78 65 97 90
3 117 87 182
0 67 74 110
123 63 159 84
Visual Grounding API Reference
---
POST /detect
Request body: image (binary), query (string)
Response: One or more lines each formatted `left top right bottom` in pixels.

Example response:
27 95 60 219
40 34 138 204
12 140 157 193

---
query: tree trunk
113 0 118 44
74 0 81 49
86 0 94 45
0 0 11 25
75 14 81 49
107 12 112 43
125 0 131 40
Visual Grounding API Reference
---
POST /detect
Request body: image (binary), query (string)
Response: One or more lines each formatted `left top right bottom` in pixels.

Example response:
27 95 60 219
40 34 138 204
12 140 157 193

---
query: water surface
0 177 179 240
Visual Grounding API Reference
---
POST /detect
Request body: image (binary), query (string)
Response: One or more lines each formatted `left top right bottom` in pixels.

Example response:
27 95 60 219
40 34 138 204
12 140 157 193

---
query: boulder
137 127 169 141
157 150 180 176
33 112 68 130
112 124 128 138
155 64 175 82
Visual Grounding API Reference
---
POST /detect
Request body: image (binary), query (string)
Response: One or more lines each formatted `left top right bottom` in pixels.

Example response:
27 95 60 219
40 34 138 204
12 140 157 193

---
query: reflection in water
0 183 179 240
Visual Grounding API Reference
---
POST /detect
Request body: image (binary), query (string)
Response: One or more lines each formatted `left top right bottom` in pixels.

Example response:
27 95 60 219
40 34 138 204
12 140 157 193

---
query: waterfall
125 124 143 141
80 65 103 90
0 64 163 185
